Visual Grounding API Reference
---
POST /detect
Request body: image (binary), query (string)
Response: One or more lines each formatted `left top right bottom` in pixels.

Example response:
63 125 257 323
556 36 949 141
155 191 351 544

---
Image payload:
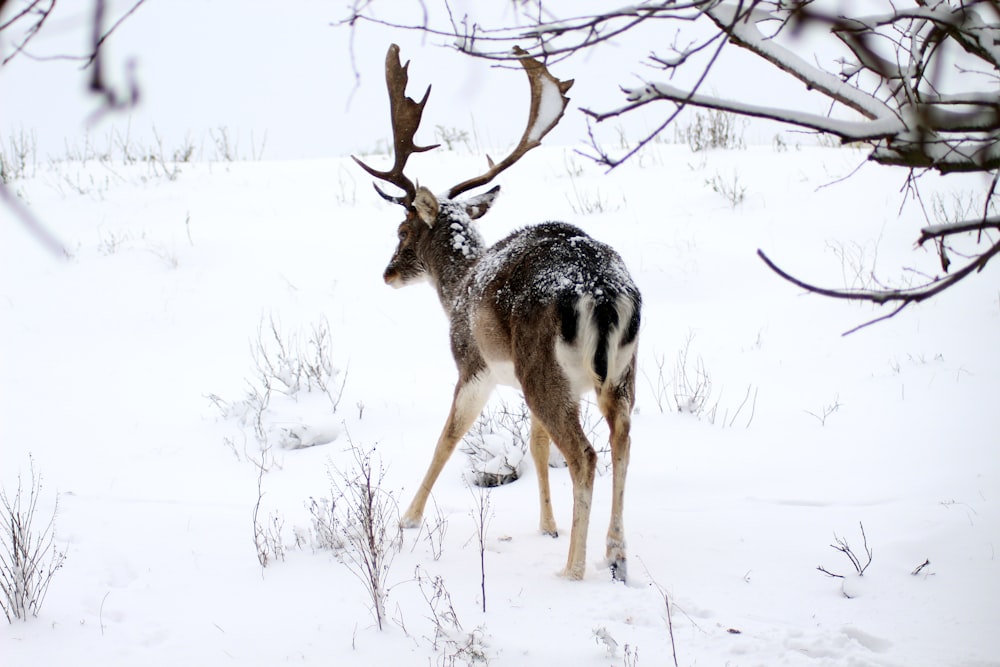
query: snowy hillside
1 139 997 666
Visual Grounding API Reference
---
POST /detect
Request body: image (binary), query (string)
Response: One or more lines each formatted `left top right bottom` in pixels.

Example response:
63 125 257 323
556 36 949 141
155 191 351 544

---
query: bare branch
758 234 1000 335
613 80 904 141
338 0 1000 315
0 184 69 258
0 0 56 66
918 215 1000 242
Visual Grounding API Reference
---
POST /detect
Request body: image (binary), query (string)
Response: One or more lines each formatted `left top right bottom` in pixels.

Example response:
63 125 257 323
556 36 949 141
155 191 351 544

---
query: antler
447 47 573 199
353 44 439 207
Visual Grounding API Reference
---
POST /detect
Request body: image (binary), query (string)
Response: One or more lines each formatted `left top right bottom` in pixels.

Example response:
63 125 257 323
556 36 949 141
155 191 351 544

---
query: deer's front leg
401 375 493 528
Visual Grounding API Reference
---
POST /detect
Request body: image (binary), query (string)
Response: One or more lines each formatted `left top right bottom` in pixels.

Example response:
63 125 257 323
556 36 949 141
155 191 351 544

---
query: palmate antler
353 44 439 207
447 46 574 199
354 44 573 206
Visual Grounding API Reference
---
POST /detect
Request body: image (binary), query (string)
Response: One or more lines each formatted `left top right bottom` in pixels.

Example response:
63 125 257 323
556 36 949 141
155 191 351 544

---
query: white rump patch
555 293 638 396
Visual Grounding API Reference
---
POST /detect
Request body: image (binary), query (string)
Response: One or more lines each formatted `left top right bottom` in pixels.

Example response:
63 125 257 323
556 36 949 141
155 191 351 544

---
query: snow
470 222 636 315
448 220 480 260
706 3 899 124
624 80 905 141
1 141 998 666
527 73 569 144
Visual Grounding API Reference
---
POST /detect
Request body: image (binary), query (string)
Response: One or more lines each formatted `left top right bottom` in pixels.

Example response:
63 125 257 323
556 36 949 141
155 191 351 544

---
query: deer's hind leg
529 417 558 537
597 356 637 582
516 319 597 579
524 393 596 580
401 374 494 528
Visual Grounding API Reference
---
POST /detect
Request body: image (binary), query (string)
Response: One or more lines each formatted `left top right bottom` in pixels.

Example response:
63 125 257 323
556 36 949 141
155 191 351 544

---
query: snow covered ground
1 138 997 666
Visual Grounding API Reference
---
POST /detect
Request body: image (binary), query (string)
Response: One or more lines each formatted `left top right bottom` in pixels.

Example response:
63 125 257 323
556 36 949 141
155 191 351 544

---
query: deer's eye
398 229 409 242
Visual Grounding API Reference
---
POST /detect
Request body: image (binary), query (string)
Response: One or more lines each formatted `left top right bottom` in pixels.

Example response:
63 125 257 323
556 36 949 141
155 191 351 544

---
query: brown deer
354 45 641 581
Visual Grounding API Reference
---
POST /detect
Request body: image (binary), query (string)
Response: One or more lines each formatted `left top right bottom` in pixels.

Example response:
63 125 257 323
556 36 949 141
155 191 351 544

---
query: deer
354 44 641 582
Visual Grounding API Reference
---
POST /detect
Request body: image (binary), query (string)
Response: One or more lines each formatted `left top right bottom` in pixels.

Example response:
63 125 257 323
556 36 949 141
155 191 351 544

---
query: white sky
0 0 843 161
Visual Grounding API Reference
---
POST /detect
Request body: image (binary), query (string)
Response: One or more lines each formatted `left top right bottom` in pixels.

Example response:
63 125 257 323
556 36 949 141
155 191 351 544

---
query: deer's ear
463 185 501 220
413 186 439 226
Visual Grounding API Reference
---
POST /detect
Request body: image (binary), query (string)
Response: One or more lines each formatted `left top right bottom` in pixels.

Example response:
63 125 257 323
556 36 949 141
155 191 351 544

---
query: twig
637 557 680 667
758 237 1000 336
817 522 873 579
469 485 493 613
0 183 69 258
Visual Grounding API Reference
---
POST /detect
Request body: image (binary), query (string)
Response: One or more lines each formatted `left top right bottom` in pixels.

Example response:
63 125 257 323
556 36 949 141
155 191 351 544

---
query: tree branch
610 80 905 141
757 234 1000 335
0 184 68 259
918 215 1000 243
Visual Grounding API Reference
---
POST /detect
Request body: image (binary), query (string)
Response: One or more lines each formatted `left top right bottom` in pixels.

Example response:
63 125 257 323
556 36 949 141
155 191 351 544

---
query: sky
0 0 839 163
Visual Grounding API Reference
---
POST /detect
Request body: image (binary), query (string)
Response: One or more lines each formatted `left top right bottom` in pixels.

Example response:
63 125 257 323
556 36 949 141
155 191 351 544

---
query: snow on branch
695 2 999 174
339 0 1000 312
343 1 1000 175
610 80 905 141
705 3 898 122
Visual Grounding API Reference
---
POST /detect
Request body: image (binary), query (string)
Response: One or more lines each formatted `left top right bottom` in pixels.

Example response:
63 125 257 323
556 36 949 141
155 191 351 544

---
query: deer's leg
559 419 597 581
598 359 637 582
401 375 493 528
528 399 596 580
529 416 558 537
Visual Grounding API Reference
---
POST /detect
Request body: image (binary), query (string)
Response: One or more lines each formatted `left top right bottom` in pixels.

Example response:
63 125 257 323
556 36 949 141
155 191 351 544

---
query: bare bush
0 460 66 622
417 497 448 562
644 339 758 428
209 315 346 461
329 442 402 631
469 485 493 614
435 125 471 152
249 315 345 410
0 129 37 184
676 109 746 153
705 170 747 208
251 463 285 568
413 565 494 664
642 337 716 418
817 522 874 592
305 496 343 552
415 565 463 650
672 334 716 419
806 396 843 427
593 626 620 657
463 400 530 487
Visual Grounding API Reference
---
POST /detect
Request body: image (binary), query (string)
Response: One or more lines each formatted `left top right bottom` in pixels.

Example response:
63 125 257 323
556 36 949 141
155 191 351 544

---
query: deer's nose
383 266 402 287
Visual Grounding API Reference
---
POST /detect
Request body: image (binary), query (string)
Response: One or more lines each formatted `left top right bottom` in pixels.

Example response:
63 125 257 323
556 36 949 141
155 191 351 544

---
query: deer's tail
592 290 641 385
558 289 640 388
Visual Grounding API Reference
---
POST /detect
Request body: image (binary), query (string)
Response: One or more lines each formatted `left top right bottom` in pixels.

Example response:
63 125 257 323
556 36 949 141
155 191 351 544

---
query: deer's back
459 222 640 391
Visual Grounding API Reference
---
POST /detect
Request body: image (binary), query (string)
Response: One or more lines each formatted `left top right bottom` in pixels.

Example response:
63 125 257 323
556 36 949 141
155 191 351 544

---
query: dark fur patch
593 300 620 384
622 292 641 346
558 294 578 344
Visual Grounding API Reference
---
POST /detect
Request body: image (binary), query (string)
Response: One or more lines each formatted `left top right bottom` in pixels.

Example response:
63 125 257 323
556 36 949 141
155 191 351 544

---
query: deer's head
353 44 573 289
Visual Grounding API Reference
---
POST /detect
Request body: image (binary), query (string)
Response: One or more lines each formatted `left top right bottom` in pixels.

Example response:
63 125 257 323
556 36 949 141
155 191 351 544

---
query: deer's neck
424 215 486 314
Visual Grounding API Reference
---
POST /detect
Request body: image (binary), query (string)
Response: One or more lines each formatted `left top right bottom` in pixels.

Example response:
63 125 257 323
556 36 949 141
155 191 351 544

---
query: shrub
0 460 66 622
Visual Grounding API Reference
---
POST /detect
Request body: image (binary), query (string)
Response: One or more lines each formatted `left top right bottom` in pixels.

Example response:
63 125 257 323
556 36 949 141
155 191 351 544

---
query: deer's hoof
400 515 422 530
609 558 628 583
559 564 586 581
